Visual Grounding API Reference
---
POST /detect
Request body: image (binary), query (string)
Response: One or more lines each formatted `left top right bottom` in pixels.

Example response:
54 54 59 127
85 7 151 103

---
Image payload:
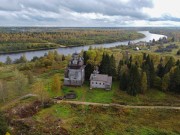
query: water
0 31 166 62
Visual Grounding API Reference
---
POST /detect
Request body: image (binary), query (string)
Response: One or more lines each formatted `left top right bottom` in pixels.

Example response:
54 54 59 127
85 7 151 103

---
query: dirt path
56 100 180 110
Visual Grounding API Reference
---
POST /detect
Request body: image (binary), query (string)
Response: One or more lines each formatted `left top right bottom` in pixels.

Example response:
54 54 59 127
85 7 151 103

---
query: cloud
149 15 180 22
0 0 179 26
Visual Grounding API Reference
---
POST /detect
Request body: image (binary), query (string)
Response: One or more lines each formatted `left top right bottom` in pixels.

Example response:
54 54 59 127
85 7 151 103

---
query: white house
89 68 112 90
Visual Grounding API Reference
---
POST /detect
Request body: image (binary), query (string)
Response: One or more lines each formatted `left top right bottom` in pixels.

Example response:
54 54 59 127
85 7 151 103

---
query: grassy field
31 103 180 135
61 81 180 106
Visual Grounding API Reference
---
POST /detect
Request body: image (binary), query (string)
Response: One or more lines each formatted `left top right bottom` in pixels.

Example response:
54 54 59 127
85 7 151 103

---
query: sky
0 0 180 27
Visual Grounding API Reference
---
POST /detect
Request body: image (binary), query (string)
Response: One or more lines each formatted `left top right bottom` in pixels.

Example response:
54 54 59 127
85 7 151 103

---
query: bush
0 111 8 134
177 49 180 55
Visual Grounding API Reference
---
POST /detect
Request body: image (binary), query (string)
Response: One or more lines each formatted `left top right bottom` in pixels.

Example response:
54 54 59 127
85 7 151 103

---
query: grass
61 81 180 106
32 103 180 135
62 81 115 103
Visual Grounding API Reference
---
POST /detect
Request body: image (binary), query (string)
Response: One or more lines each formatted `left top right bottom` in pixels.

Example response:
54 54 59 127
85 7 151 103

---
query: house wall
90 80 106 89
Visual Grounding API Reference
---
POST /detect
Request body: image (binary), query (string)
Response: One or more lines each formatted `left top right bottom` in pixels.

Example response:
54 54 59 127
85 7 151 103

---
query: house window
99 83 101 85
92 82 94 84
96 82 97 84
103 83 105 85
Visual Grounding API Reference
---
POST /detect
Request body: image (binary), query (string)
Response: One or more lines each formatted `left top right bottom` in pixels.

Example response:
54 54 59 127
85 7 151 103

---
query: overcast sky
0 0 180 27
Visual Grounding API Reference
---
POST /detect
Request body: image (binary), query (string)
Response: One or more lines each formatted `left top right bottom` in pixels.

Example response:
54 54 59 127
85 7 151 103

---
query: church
64 52 85 86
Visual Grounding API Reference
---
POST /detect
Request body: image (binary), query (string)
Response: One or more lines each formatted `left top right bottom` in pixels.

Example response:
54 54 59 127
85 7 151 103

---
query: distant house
133 47 140 51
64 52 85 86
89 68 112 90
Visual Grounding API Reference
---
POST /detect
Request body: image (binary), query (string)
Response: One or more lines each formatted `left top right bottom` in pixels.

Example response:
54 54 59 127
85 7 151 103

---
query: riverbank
0 29 144 54
0 31 165 62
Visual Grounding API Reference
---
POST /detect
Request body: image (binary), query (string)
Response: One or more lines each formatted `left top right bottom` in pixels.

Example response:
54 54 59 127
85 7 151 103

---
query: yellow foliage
51 74 61 94
5 132 11 135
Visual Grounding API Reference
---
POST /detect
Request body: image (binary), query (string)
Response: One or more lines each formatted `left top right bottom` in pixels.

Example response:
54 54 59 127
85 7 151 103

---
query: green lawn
61 81 180 106
62 81 115 103
32 103 180 135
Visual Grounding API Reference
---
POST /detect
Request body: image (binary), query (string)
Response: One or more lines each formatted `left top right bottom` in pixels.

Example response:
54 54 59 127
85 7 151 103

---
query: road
56 100 180 110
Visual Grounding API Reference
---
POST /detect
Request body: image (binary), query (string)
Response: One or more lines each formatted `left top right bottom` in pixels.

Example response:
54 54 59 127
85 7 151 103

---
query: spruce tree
164 57 174 75
99 53 106 74
169 65 180 93
157 58 164 78
176 60 180 66
143 53 147 61
85 64 94 80
127 55 132 69
83 51 88 65
119 71 129 91
161 73 170 91
142 55 155 88
5 56 12 65
109 55 116 80
149 59 156 87
117 60 123 79
127 64 141 96
140 72 148 94
99 53 110 75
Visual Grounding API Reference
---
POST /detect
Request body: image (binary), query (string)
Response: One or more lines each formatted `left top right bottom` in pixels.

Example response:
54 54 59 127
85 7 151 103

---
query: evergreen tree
142 55 150 88
109 55 116 80
127 55 132 69
140 72 148 94
169 66 180 93
149 59 156 87
157 58 164 78
99 53 110 74
164 57 174 75
143 53 147 61
117 60 123 79
176 60 180 66
119 72 129 91
127 64 141 96
85 64 94 80
83 51 88 65
142 55 155 88
161 73 170 91
62 55 65 61
5 56 12 65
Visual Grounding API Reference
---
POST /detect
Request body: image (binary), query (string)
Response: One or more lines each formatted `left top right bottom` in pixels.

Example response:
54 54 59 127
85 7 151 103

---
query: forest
0 29 144 53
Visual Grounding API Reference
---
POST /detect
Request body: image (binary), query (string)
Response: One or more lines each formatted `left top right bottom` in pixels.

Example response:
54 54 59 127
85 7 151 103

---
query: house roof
90 74 112 84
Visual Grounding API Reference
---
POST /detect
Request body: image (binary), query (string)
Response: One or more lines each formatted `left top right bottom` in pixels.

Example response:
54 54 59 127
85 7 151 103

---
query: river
0 31 166 62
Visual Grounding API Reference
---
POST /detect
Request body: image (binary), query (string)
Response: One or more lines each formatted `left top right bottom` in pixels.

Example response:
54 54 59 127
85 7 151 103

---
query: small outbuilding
89 68 112 90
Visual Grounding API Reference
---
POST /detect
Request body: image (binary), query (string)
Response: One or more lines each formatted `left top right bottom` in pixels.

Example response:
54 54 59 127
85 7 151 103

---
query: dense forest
83 49 180 96
0 29 144 53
